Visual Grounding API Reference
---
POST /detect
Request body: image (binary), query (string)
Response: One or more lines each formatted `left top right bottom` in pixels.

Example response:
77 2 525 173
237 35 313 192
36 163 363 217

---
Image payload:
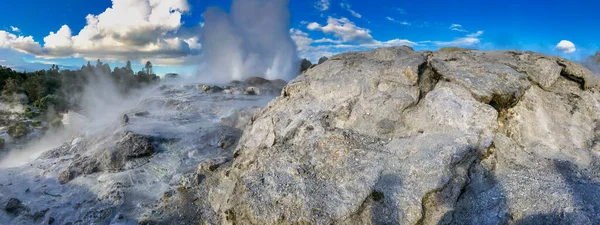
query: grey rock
318 56 329 64
134 111 150 117
204 46 600 224
58 130 156 184
244 87 259 95
210 85 224 93
197 84 211 92
5 198 22 212
300 58 312 74
245 77 271 85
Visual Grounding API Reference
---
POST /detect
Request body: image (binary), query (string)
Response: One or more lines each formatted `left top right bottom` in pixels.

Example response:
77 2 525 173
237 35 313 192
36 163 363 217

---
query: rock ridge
148 46 600 225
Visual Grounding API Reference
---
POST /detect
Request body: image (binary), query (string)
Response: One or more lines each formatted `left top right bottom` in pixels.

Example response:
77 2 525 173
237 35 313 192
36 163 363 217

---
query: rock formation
318 56 329 65
300 58 313 74
170 46 600 224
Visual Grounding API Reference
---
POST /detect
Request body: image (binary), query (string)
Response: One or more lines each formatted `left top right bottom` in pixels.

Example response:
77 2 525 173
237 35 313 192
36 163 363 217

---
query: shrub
7 122 31 139
23 107 40 118
34 94 67 113
50 118 64 129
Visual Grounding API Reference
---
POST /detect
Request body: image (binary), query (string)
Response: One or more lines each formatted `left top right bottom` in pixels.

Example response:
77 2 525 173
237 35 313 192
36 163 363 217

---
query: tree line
0 60 160 121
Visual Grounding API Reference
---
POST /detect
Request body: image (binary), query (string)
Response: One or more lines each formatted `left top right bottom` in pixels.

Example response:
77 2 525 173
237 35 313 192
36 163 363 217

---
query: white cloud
386 17 411 25
0 30 40 54
307 17 374 43
10 26 20 32
340 3 362 18
290 28 313 51
467 30 484 37
556 40 576 54
1 0 201 65
435 31 484 47
293 17 418 62
397 8 406 14
450 24 468 32
315 0 330 11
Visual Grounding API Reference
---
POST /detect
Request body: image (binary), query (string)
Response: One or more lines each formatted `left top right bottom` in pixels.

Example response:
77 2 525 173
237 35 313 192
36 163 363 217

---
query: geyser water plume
200 0 299 83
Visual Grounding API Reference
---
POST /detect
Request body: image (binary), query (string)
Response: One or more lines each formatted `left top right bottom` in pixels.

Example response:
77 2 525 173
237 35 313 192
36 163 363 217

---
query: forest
0 60 160 124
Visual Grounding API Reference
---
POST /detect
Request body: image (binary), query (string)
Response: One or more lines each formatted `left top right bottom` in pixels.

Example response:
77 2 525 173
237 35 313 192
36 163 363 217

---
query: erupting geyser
201 0 299 83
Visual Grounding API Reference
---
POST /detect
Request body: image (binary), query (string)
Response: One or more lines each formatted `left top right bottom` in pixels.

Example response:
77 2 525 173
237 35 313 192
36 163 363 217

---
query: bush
7 122 31 139
50 118 63 129
31 120 42 127
0 138 5 150
23 107 40 118
34 94 67 113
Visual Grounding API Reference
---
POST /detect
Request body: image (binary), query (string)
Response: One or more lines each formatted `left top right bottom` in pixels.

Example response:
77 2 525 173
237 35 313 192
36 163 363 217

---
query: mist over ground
584 51 600 76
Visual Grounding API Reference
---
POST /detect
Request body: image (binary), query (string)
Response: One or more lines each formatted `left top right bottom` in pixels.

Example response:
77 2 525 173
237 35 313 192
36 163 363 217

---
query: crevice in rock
415 147 480 225
488 92 521 112
417 58 441 102
447 144 497 224
557 61 586 90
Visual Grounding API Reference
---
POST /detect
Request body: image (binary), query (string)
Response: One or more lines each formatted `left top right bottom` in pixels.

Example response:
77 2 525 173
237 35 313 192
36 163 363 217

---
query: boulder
134 111 150 117
207 46 600 224
318 56 329 64
57 131 156 184
245 77 271 85
197 84 211 92
244 87 259 95
4 198 22 213
300 58 312 74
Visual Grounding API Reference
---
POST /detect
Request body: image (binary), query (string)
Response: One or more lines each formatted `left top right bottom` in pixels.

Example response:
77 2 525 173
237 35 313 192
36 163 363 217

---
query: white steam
0 70 156 168
200 0 299 83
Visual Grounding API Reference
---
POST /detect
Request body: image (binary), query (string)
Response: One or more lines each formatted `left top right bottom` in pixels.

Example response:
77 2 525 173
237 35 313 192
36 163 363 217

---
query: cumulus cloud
450 24 468 32
556 40 576 54
307 17 374 43
294 16 418 62
315 0 330 11
340 3 362 18
0 0 201 65
435 31 484 47
0 30 41 53
10 26 20 32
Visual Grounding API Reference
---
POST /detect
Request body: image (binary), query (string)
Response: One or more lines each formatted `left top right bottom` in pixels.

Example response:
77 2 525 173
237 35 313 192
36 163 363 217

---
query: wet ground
0 83 275 225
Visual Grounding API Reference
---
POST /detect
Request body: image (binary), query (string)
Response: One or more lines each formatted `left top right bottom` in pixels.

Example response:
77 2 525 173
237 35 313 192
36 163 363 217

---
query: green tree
125 60 132 72
144 61 153 75
2 78 18 99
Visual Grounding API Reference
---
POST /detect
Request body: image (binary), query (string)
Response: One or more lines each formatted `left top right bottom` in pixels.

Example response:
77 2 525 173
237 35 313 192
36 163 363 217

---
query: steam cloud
0 0 300 167
583 52 600 76
200 0 299 83
0 70 154 168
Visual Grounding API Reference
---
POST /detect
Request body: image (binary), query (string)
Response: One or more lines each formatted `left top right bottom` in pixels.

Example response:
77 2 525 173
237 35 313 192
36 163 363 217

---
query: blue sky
0 0 598 75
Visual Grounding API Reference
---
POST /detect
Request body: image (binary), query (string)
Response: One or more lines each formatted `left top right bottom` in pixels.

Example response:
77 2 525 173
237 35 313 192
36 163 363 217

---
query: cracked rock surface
193 47 600 224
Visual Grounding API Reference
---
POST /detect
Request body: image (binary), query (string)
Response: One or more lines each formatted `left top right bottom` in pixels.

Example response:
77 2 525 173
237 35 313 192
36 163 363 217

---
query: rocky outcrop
196 77 287 96
318 56 329 65
200 46 600 224
46 128 158 184
300 58 313 74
